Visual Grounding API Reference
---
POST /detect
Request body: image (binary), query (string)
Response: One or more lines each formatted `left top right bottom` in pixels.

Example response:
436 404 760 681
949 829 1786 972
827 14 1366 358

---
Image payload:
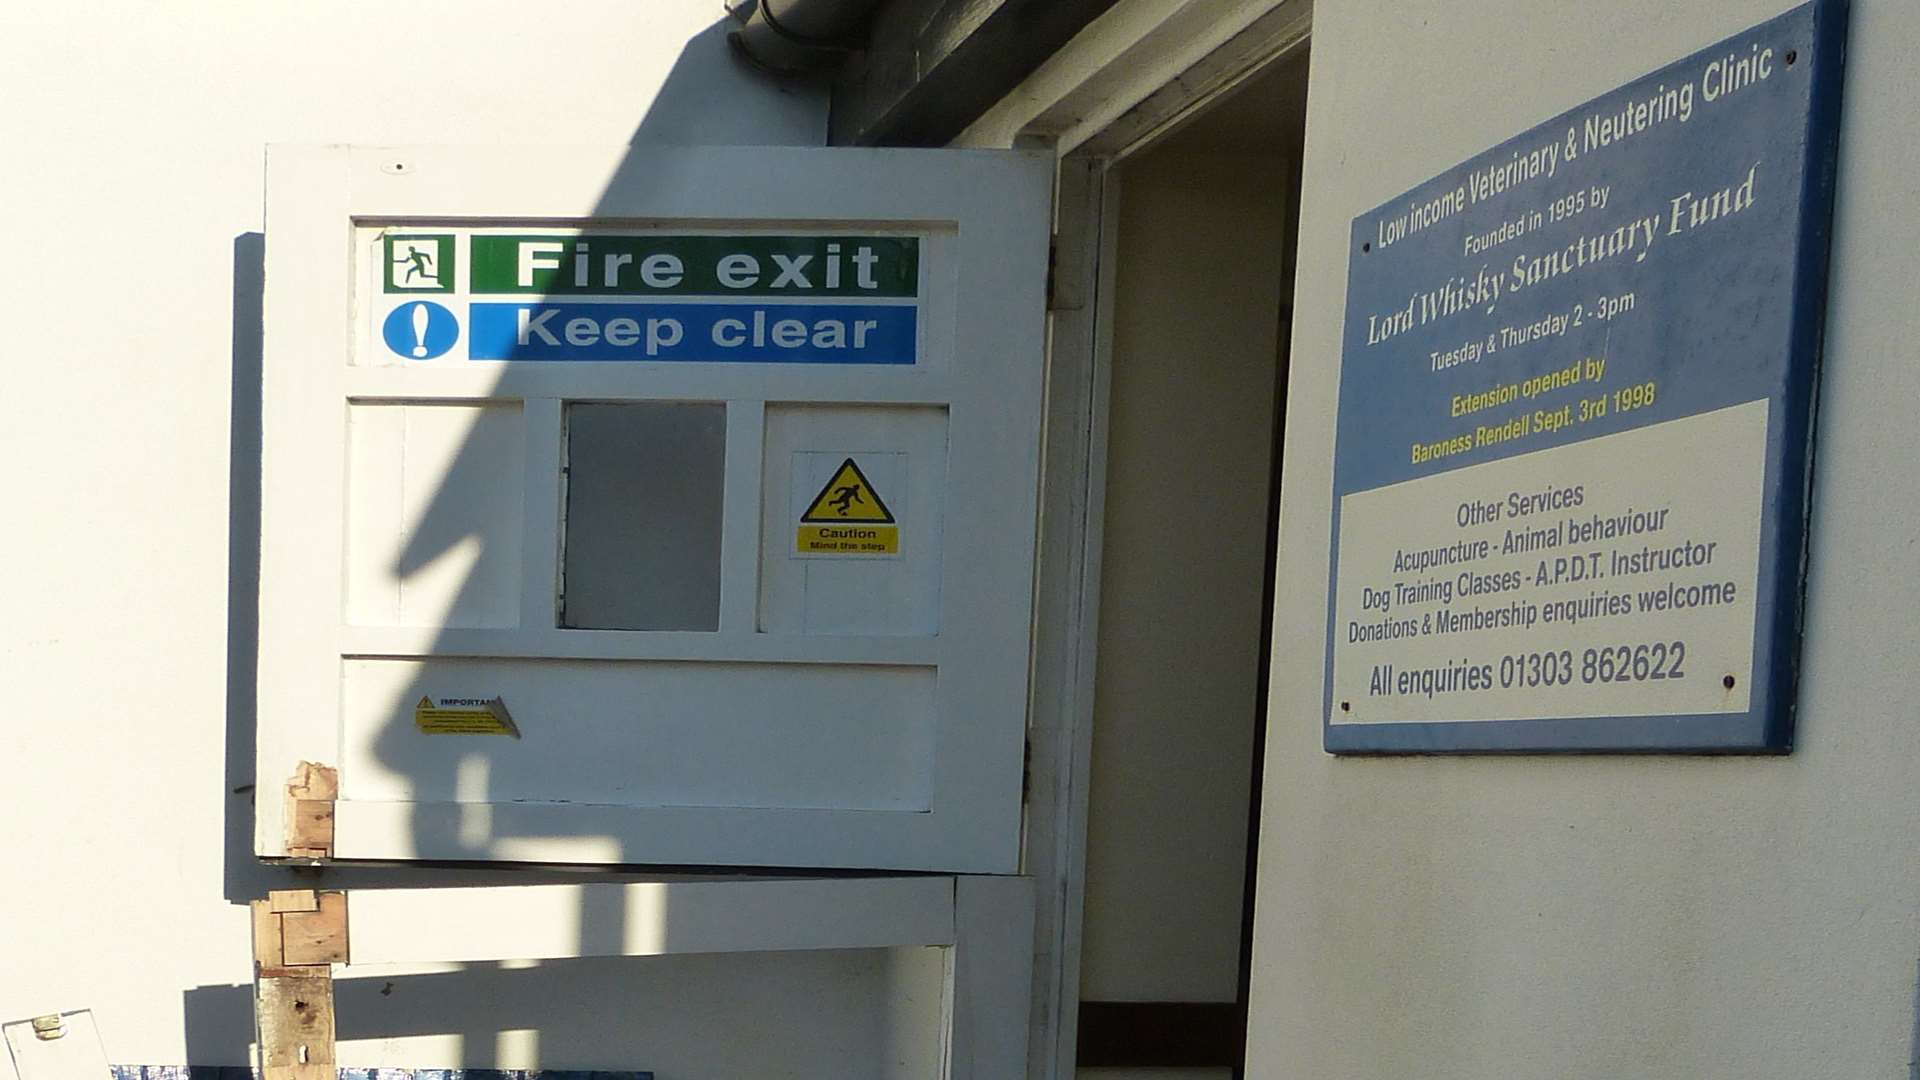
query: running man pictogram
385 234 454 293
401 243 436 284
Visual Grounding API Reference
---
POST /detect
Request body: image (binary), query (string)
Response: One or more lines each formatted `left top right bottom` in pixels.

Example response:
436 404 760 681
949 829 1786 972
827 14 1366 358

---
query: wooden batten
269 889 321 914
284 762 338 860
256 974 337 1080
281 892 350 966
252 890 347 1080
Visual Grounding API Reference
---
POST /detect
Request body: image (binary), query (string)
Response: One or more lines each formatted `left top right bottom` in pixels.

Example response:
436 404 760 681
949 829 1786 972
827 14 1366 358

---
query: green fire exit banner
452 235 920 297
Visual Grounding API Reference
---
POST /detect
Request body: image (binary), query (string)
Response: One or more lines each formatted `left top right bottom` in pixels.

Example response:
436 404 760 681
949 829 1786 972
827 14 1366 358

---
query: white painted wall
0 6 954 1078
1250 0 1920 1076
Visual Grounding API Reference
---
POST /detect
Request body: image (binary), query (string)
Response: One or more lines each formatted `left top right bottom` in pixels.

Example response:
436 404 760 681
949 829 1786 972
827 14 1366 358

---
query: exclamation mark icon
383 299 454 360
410 303 431 357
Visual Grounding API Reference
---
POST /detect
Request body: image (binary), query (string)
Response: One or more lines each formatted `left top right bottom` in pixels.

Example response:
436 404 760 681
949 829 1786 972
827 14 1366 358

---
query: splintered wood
252 889 346 1080
284 762 338 859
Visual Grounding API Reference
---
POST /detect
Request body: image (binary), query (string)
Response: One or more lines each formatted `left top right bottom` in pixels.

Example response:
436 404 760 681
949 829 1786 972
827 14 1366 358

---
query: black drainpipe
727 0 883 77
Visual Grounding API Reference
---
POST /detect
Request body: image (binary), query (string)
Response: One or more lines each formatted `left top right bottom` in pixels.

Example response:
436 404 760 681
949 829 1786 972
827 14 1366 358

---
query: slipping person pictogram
800 457 896 524
797 455 901 556
829 484 864 516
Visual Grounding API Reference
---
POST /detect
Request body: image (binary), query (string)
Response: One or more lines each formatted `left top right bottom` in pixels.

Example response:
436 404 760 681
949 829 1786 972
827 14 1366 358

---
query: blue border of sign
1323 0 1847 754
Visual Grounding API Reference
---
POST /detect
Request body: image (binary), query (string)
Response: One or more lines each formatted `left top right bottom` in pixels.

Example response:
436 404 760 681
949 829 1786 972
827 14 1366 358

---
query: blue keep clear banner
468 301 917 364
1324 1 1846 753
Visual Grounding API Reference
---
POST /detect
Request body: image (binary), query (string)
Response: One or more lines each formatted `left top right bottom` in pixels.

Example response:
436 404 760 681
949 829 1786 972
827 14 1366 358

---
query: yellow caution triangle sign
800 457 896 524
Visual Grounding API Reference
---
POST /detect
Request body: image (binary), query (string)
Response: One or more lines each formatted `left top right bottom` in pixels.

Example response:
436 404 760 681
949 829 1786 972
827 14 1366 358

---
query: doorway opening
1063 47 1308 1080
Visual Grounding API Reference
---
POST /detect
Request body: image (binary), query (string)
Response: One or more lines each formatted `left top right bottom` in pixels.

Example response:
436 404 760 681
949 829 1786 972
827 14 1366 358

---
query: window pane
562 402 726 631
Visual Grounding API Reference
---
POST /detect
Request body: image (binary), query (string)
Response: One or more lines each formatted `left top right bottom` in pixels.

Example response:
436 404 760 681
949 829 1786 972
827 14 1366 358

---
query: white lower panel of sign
1330 399 1767 725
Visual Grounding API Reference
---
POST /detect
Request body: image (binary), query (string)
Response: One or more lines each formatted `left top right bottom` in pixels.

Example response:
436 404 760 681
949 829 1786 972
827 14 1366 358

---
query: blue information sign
1325 2 1846 753
468 301 916 364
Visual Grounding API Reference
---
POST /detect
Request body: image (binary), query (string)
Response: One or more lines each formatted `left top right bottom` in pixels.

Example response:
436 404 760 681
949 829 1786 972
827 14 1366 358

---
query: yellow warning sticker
796 523 900 554
414 695 521 737
797 457 900 555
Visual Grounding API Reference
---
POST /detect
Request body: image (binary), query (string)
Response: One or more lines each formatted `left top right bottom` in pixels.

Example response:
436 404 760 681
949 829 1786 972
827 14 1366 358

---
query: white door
255 145 1052 872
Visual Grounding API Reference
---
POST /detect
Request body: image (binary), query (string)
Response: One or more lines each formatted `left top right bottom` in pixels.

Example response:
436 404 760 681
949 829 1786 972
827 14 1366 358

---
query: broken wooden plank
283 762 338 859
288 761 339 801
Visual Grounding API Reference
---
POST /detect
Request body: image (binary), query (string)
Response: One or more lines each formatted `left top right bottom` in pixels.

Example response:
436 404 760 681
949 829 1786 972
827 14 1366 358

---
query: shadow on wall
1910 957 1920 1080
194 12 916 1077
185 950 932 1074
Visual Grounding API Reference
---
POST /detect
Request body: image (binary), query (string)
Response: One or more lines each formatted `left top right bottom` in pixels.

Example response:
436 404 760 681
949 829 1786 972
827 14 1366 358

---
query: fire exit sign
369 229 923 365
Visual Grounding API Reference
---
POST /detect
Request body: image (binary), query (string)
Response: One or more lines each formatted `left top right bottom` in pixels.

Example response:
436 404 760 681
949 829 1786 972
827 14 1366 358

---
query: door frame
961 2 1314 1075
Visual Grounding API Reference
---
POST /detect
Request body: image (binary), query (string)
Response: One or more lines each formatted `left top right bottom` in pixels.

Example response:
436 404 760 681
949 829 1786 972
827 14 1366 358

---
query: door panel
257 145 1051 871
